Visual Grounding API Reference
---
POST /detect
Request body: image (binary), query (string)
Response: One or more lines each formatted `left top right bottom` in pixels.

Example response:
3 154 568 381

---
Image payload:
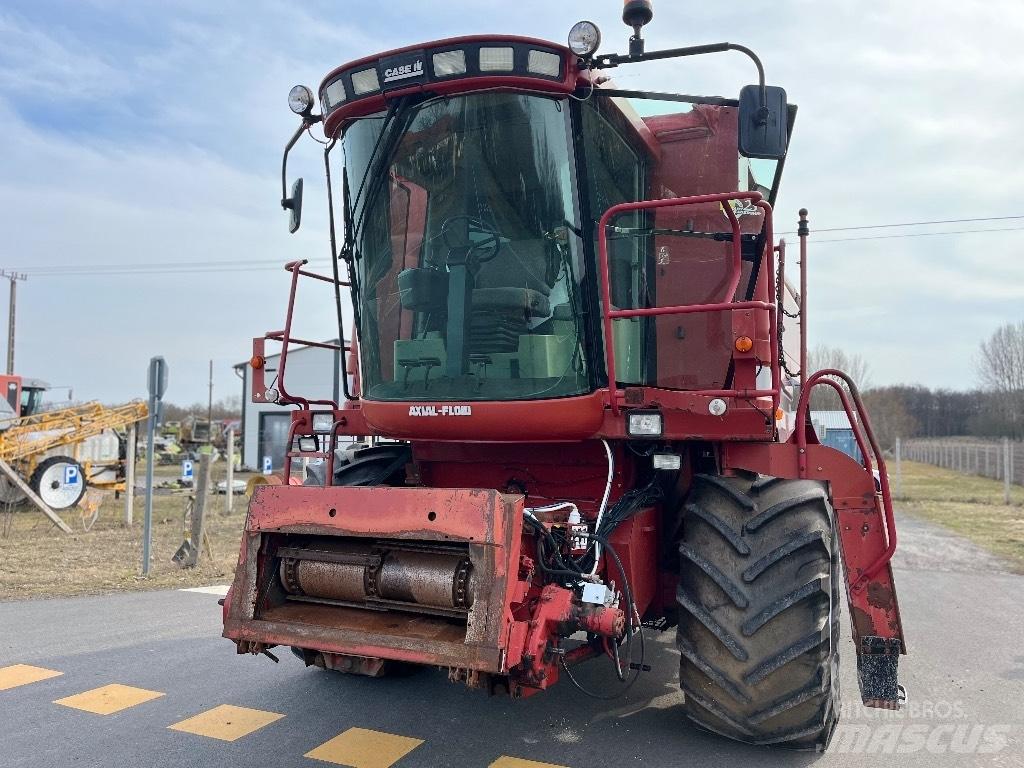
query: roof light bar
318 38 572 121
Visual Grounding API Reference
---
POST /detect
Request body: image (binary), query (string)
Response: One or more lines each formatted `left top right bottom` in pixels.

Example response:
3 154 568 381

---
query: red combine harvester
224 2 905 750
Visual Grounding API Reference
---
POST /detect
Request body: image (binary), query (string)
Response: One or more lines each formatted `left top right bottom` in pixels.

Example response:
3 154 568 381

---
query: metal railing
266 259 351 411
597 191 780 416
796 369 897 590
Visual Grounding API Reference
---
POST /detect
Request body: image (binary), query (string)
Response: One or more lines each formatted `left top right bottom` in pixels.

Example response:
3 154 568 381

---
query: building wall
239 343 340 471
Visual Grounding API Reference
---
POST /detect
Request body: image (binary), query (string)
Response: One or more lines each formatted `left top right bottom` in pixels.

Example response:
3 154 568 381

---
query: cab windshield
342 93 588 402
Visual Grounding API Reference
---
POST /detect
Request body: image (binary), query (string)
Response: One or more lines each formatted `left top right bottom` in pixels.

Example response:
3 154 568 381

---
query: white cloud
0 0 1021 402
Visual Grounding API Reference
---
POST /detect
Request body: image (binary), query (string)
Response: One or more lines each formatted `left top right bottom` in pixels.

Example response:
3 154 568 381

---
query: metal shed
810 410 863 463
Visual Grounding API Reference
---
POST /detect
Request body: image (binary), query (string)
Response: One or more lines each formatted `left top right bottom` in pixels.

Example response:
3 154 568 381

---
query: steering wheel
440 216 503 269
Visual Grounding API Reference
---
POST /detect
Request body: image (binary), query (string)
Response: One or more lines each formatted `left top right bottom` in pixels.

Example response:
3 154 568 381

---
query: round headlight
708 398 728 417
568 20 601 57
288 84 314 115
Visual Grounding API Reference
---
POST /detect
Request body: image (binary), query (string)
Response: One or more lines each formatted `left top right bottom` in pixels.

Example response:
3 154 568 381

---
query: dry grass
0 465 251 601
896 460 1024 573
2 459 1021 601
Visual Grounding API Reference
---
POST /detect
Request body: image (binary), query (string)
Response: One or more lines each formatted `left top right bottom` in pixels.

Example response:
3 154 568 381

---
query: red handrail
795 368 898 590
272 260 352 411
597 191 779 416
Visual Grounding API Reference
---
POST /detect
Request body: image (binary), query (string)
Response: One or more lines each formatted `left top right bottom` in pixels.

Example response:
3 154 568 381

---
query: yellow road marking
490 758 570 768
169 704 284 742
54 683 164 714
0 664 63 691
305 726 423 768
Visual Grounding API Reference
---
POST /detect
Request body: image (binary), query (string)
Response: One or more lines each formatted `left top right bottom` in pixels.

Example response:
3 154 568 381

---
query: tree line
807 321 1024 448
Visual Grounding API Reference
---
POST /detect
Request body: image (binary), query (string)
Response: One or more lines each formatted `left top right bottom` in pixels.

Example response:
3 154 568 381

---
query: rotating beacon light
622 0 654 56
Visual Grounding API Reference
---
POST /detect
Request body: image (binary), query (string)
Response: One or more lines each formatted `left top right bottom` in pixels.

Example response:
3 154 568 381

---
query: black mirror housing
738 84 789 160
286 178 303 234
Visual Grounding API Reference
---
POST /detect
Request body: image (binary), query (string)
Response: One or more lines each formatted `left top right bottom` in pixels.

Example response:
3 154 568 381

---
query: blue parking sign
63 465 81 485
181 460 194 482
262 456 273 474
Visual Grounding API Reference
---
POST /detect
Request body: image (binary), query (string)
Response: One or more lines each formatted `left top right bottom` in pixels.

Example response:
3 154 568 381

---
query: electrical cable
522 511 648 697
588 439 614 576
559 533 647 700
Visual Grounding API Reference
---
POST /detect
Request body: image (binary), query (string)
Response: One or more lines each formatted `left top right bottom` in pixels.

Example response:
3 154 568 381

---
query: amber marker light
250 355 265 369
735 336 754 353
775 408 785 421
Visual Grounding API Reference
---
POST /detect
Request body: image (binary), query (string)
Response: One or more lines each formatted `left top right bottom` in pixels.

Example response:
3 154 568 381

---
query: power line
12 261 335 278
779 214 1024 235
9 214 1024 277
17 258 332 274
813 225 1024 244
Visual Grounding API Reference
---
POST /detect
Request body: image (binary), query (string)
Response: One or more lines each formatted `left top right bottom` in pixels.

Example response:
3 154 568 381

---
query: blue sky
1 0 1022 404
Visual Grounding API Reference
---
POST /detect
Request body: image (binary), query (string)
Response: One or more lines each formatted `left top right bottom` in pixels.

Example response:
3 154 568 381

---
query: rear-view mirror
285 177 303 234
738 85 789 160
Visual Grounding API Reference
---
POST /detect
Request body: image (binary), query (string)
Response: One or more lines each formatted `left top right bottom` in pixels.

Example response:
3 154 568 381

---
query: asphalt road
1 513 1022 768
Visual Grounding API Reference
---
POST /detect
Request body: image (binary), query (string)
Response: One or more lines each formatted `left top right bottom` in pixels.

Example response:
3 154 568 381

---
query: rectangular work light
527 50 561 77
350 68 381 95
323 79 347 110
653 453 681 470
296 436 319 453
479 47 515 71
432 50 467 77
626 410 663 438
311 412 336 434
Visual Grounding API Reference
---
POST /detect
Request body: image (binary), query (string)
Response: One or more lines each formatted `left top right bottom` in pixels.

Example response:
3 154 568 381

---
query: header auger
224 3 905 750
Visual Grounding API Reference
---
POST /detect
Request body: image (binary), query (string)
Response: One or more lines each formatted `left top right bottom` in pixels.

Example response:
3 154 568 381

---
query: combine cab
224 2 905 750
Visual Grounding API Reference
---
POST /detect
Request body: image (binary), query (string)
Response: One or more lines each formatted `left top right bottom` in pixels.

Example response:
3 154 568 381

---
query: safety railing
257 259 358 482
597 191 779 416
795 368 897 590
262 259 351 411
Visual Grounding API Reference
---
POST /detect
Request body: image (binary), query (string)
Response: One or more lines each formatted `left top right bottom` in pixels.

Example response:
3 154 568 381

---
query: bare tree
862 389 919 450
805 345 872 409
976 321 1024 438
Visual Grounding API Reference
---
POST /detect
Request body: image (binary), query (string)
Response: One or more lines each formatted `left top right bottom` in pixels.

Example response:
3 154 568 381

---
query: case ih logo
408 405 472 417
383 59 424 83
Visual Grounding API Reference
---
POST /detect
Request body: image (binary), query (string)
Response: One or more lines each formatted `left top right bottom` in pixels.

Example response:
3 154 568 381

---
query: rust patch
867 582 894 610
850 606 876 639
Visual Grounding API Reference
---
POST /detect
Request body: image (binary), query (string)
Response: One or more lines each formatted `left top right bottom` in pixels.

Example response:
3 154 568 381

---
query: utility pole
207 359 214 443
0 271 27 375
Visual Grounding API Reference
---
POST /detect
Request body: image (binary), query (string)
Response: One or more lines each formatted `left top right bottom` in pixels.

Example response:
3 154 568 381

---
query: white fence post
895 437 902 498
1004 438 1012 505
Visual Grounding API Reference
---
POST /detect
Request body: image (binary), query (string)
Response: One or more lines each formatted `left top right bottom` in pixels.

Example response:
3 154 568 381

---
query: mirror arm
281 122 305 209
594 42 767 103
280 114 323 209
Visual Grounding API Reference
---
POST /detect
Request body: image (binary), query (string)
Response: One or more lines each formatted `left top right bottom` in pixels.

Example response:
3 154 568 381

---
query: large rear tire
676 473 840 750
